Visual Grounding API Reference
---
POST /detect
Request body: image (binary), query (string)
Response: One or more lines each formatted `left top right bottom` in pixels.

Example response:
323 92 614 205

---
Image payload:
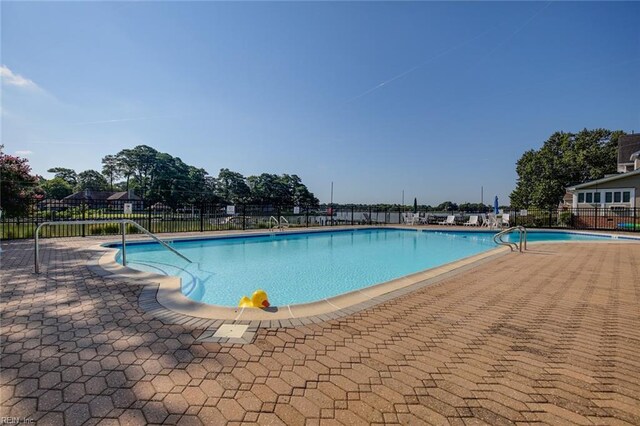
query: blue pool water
111 228 615 306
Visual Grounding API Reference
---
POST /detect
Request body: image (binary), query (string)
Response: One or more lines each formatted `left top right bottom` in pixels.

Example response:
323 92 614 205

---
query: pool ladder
34 219 192 273
493 226 527 252
269 216 290 231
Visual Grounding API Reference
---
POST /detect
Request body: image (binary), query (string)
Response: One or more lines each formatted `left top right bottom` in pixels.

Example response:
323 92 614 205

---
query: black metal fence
510 207 640 232
1 199 638 240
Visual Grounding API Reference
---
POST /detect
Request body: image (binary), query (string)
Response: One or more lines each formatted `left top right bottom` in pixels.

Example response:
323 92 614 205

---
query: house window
614 192 621 203
623 191 631 203
594 192 601 203
605 192 612 203
578 193 585 203
585 193 593 203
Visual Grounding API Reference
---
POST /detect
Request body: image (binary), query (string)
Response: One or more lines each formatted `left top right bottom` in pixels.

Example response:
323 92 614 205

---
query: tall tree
1 147 41 217
510 129 623 209
41 177 73 199
101 155 120 191
47 167 77 187
114 145 159 197
75 170 109 191
247 173 287 205
436 201 458 211
115 151 136 191
280 174 318 206
216 168 250 204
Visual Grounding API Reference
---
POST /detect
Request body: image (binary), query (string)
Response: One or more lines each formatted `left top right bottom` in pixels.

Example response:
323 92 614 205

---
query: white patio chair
463 215 479 226
438 215 456 225
402 212 414 225
482 213 499 229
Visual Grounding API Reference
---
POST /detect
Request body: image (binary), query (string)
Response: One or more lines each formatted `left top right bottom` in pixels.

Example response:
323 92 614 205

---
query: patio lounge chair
482 214 499 229
501 213 511 228
405 213 426 225
438 215 456 226
463 215 479 226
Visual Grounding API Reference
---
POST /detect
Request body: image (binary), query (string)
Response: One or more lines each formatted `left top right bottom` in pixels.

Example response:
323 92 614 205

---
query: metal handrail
269 216 279 231
34 219 191 273
279 216 290 228
493 226 527 252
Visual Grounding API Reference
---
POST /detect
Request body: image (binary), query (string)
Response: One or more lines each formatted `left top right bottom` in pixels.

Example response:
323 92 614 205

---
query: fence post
82 203 86 237
306 207 309 228
200 202 204 232
242 204 246 230
548 208 552 228
368 206 372 225
148 204 152 233
595 206 598 230
634 207 637 232
351 206 354 226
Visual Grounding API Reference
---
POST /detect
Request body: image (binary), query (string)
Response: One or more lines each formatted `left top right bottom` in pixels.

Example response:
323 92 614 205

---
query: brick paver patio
1 236 639 425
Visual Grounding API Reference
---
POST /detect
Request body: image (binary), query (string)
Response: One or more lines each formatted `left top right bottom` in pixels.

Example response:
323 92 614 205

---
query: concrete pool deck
1 228 639 424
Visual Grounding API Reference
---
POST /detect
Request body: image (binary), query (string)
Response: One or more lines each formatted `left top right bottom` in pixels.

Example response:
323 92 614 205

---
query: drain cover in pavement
212 324 248 339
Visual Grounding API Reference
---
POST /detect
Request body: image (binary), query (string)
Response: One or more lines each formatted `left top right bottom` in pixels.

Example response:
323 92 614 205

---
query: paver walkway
1 236 639 425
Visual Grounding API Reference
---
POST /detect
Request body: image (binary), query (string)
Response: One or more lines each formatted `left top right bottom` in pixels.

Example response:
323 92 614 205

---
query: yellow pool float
238 289 270 308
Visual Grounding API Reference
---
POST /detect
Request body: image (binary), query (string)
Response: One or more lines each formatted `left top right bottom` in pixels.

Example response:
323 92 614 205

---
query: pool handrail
34 219 192 274
279 216 290 229
493 226 527 252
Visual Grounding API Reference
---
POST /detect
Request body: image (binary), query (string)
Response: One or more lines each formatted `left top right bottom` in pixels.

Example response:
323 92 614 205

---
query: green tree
115 145 159 197
458 203 490 212
200 176 220 202
1 147 41 217
47 167 77 187
115 151 136 191
282 174 318 207
436 201 458 211
247 173 287 205
76 170 109 191
510 129 623 209
41 177 73 199
216 168 250 204
101 155 121 191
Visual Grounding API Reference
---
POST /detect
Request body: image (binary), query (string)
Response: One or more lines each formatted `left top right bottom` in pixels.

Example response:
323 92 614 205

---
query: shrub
558 211 573 226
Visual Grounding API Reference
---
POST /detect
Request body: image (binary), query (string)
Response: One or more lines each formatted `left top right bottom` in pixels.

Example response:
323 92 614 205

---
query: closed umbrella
494 196 499 214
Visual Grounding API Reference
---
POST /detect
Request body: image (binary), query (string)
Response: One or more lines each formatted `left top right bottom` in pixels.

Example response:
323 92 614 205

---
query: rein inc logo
1 419 34 425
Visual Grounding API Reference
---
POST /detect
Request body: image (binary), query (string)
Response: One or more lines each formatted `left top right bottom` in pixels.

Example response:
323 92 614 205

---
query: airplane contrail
72 113 192 125
475 1 553 66
344 27 495 105
344 1 553 105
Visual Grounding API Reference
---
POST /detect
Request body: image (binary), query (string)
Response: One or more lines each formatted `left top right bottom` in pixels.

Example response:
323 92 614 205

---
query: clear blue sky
2 1 638 205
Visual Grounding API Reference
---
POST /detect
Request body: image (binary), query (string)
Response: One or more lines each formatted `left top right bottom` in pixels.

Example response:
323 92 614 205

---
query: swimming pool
109 228 620 307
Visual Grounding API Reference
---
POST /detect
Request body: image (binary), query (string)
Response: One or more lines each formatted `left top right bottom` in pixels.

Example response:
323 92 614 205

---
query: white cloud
1 65 40 90
15 150 33 156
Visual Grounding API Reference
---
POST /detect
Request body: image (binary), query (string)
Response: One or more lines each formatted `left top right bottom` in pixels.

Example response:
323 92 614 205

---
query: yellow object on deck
238 289 270 308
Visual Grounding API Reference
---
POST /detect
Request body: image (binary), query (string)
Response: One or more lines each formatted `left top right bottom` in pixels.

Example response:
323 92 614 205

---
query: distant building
63 189 141 201
62 189 144 210
567 169 640 210
566 133 640 211
617 133 640 173
63 190 114 201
